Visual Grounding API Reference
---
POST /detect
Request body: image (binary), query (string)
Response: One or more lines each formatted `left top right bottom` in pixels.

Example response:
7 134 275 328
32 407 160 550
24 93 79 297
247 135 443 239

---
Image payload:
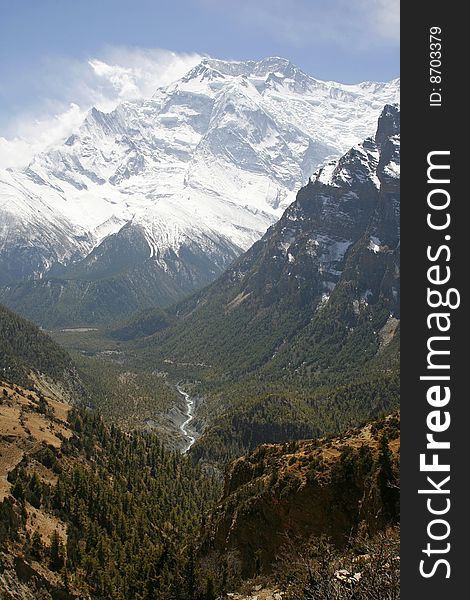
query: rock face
142 104 400 380
0 58 398 326
200 414 400 578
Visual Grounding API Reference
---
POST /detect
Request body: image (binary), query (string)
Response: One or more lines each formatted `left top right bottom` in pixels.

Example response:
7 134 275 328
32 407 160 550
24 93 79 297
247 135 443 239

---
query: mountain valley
0 56 401 599
90 104 400 463
0 307 399 598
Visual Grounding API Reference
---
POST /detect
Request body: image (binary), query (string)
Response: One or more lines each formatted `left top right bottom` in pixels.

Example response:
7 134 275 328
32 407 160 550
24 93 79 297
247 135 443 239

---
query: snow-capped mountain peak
0 56 399 322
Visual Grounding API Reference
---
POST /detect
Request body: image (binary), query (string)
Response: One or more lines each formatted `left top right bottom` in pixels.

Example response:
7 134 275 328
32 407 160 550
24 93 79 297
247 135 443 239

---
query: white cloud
0 104 86 169
0 47 202 169
87 47 204 108
88 60 142 101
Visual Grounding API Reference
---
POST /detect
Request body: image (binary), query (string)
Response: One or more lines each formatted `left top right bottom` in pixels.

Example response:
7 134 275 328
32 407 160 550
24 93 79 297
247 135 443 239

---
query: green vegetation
5 407 221 599
184 355 399 463
105 220 400 465
72 352 182 442
48 298 399 463
109 306 173 341
0 275 164 329
0 303 81 391
1 407 400 598
0 304 183 443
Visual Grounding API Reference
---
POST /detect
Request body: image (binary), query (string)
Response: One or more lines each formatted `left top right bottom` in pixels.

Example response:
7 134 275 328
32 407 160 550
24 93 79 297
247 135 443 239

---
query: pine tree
205 575 216 600
377 432 399 522
28 471 42 508
185 546 196 600
49 530 65 571
31 530 43 559
11 479 25 502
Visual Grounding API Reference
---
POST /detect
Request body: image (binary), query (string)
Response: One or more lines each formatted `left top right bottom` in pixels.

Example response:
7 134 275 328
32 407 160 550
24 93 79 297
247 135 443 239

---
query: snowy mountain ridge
0 56 399 321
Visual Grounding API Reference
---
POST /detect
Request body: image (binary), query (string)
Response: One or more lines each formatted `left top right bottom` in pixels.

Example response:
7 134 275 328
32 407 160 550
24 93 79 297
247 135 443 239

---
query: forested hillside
201 413 400 583
1 300 399 598
0 381 220 598
110 105 401 461
0 303 84 398
1 377 399 599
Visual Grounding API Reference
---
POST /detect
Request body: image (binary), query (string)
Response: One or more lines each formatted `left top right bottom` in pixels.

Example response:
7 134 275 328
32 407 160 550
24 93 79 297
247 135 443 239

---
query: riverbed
176 383 196 453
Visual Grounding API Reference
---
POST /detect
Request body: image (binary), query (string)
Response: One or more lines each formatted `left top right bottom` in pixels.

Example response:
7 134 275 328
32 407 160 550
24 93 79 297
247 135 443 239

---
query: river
176 383 196 453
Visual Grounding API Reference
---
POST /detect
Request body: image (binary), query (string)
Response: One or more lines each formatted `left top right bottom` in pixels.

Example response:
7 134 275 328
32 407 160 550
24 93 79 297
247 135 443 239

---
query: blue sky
0 0 399 167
